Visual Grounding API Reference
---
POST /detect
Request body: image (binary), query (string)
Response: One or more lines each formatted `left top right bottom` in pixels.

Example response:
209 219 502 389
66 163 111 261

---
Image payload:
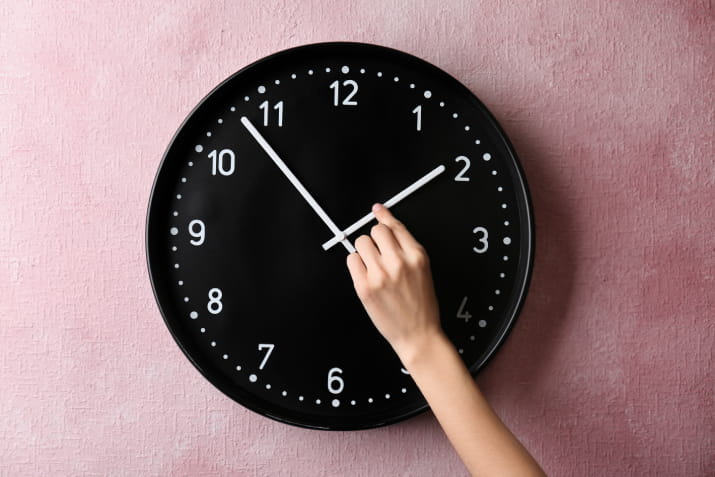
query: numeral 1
412 105 422 131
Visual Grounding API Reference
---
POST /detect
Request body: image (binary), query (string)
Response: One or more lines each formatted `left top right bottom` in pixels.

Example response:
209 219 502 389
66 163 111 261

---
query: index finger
371 203 421 251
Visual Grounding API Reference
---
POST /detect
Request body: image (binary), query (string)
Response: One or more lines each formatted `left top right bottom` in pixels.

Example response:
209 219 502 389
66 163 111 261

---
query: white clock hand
322 164 446 251
240 116 356 253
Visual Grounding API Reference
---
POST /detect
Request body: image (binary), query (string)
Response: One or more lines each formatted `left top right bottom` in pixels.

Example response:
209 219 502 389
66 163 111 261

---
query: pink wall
1 1 712 475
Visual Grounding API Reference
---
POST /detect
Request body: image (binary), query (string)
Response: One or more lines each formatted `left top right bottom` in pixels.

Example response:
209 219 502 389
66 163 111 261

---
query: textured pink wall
1 1 713 476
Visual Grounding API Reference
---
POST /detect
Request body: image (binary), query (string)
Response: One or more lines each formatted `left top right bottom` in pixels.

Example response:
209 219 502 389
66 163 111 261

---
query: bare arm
346 203 546 477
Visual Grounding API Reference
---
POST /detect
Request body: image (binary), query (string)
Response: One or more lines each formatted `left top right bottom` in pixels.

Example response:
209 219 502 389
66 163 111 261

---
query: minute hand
241 116 355 253
322 164 446 251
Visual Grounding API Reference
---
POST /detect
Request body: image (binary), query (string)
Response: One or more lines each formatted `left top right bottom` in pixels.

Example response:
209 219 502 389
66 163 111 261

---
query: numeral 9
188 219 205 246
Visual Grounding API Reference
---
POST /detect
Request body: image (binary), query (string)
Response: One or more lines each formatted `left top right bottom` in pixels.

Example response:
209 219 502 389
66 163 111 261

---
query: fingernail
372 203 384 212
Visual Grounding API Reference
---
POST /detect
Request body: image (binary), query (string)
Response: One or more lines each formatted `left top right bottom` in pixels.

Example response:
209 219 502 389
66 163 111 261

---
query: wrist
394 326 453 373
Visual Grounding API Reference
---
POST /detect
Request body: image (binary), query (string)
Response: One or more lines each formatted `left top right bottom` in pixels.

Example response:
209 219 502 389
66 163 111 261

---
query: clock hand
240 116 356 253
322 164 446 251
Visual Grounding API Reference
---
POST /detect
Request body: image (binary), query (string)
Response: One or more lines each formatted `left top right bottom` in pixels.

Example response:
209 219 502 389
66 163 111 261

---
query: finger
346 252 367 290
370 223 402 261
354 234 382 271
372 203 421 251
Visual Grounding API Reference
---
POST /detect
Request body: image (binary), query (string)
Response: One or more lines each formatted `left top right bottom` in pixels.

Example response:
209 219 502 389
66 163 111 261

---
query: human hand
346 203 444 366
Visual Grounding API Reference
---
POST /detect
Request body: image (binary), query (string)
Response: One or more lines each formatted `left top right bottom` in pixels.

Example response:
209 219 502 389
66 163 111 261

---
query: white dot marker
492 170 498 175
479 320 487 328
368 398 374 403
475 139 481 144
249 374 257 382
465 126 470 131
210 341 216 347
181 177 187 183
503 237 512 245
409 83 415 88
171 246 177 251
235 365 241 370
393 76 399 82
452 113 458 118
308 69 314 75
188 161 194 166
316 399 321 404
497 186 503 192
266 384 271 389
282 391 287 396
190 311 198 319
377 72 383 77
257 85 266 94
504 220 510 226
325 67 331 73
385 394 391 399
501 203 507 209
170 227 178 235
495 289 501 295
332 399 340 407
488 305 494 311
274 79 280 85
194 145 203 153
483 153 492 161
176 194 182 199
223 354 228 360
174 263 179 269
183 296 189 302
401 388 407 393
424 90 432 98
503 256 509 261
230 106 236 112
351 400 356 405
360 68 365 74
244 96 249 101
217 118 223 124
201 328 206 333
299 395 304 401
291 73 296 79
341 66 349 74
439 101 445 107
178 280 183 286
470 335 476 341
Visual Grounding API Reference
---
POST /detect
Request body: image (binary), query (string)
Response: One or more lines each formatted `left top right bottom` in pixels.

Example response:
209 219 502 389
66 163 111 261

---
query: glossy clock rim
145 41 535 430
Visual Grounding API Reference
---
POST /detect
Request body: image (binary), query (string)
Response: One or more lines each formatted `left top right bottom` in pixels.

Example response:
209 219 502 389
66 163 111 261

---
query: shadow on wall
479 116 579 396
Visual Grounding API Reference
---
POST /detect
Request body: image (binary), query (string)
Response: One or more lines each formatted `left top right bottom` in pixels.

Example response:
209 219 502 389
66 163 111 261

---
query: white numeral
207 288 223 314
454 156 470 181
456 296 472 321
327 367 344 394
188 219 205 246
259 100 284 127
208 149 236 176
412 105 422 131
472 226 489 253
257 343 274 370
330 80 358 106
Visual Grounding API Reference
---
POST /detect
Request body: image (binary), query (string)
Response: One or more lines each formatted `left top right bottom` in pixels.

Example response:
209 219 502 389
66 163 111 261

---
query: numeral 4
456 296 472 322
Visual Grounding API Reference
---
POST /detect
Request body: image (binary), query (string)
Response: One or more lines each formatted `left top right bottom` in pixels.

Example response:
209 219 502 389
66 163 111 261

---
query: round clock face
147 42 534 430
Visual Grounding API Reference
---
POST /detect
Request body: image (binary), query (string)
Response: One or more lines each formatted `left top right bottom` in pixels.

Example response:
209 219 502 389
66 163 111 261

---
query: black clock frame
146 42 535 430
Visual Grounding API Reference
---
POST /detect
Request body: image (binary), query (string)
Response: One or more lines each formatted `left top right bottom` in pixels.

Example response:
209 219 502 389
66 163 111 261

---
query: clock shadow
475 120 578 398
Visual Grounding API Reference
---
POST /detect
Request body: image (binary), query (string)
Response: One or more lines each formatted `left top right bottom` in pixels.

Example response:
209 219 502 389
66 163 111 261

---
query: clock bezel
146 41 535 430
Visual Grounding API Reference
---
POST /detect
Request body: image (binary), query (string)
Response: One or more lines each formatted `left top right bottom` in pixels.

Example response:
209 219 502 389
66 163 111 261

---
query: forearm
401 332 546 477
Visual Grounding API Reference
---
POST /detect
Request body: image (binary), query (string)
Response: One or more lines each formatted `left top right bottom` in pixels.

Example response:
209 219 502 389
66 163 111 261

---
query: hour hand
322 164 446 251
240 116 356 253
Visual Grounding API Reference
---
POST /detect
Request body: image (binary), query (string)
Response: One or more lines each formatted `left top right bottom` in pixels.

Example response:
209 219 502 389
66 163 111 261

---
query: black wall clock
147 42 534 430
